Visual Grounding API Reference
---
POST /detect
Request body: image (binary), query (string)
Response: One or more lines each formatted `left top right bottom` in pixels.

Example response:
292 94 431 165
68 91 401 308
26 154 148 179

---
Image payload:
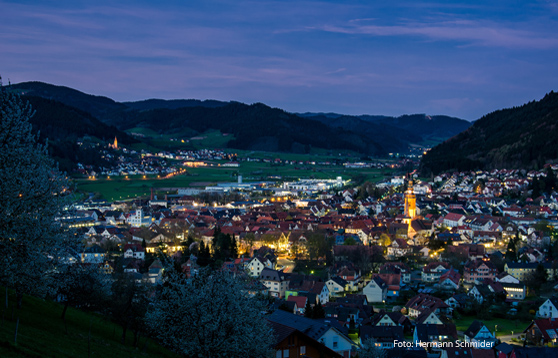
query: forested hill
9 81 470 157
23 95 137 173
421 91 558 174
10 81 127 121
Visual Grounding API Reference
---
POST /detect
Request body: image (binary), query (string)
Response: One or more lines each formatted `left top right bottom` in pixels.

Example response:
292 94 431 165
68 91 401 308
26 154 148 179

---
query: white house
363 276 387 303
537 298 558 318
463 320 497 349
260 268 289 298
127 208 152 227
248 257 266 277
326 277 347 297
123 244 145 260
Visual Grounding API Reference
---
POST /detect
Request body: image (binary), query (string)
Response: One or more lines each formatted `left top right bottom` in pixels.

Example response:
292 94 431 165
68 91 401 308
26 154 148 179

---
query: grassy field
0 289 177 358
454 315 532 336
74 159 393 200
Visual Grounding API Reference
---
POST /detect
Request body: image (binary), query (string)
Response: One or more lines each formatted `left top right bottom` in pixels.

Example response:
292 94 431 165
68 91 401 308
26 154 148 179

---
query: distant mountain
123 98 229 111
299 113 422 153
300 113 471 147
9 81 471 158
421 91 558 174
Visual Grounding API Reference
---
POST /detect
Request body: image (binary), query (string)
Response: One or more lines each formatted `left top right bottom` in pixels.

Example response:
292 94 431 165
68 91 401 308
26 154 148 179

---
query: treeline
110 102 386 155
23 96 136 172
421 91 558 175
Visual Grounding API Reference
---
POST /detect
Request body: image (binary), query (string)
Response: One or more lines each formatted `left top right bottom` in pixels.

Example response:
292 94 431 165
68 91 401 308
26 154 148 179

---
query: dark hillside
421 91 558 174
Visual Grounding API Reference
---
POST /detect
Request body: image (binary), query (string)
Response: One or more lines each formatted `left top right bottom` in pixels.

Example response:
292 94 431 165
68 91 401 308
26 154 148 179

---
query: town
62 138 558 357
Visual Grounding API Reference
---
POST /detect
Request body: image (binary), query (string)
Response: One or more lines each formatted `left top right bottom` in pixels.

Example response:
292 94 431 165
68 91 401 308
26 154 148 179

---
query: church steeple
112 136 118 149
403 175 416 222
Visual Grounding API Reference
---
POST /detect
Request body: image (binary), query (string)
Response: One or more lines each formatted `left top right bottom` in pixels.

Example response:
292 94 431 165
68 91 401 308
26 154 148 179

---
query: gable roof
267 309 353 344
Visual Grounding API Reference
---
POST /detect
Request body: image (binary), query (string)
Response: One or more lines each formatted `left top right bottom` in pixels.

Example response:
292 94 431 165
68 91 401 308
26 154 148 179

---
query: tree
0 82 73 306
344 236 357 245
525 263 548 295
359 338 387 358
109 273 150 345
146 267 274 357
313 301 325 319
56 263 110 320
506 236 518 262
304 300 314 318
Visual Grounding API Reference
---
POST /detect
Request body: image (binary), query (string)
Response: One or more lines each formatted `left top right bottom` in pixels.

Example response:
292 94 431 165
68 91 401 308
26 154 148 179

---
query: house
127 208 152 227
267 310 355 358
374 273 402 299
537 297 558 318
147 259 164 284
500 282 526 300
505 262 555 282
371 311 412 333
468 285 493 304
415 310 445 325
288 279 330 305
326 277 347 297
363 276 387 303
123 243 145 260
496 272 520 284
405 294 451 318
443 213 466 228
248 256 266 277
387 239 412 258
336 266 362 292
324 304 364 327
359 325 404 349
463 259 498 284
524 318 558 346
438 269 461 291
413 324 458 347
463 320 497 349
260 268 290 298
268 320 342 358
380 262 412 284
445 293 469 310
287 295 308 315
81 244 106 263
422 262 450 283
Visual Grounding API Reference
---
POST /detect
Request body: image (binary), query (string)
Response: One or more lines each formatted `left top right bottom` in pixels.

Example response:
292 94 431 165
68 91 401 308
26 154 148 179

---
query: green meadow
74 160 392 200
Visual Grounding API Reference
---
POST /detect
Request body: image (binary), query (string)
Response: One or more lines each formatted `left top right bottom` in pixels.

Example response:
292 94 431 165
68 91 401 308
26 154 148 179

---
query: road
277 257 295 273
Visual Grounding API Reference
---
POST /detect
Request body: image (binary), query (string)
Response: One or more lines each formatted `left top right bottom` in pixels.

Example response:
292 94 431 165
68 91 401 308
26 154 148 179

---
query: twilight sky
1 0 557 120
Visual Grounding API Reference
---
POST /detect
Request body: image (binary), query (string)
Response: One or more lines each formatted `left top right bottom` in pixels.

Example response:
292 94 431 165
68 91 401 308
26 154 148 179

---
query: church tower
403 179 416 223
113 136 118 149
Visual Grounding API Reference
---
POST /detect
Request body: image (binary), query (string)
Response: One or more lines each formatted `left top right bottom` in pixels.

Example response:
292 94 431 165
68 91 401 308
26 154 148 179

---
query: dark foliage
421 91 558 174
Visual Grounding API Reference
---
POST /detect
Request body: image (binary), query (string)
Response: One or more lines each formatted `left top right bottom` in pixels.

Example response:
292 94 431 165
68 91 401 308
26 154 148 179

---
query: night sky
2 0 557 120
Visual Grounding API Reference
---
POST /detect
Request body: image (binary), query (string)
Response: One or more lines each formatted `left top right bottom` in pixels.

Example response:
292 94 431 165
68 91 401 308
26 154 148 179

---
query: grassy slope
0 289 177 358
